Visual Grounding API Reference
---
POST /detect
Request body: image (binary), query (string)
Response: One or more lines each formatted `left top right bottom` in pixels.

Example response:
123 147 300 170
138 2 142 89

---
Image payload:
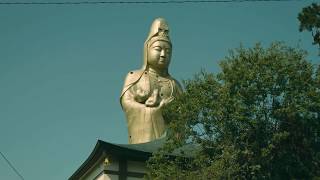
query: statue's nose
160 49 166 58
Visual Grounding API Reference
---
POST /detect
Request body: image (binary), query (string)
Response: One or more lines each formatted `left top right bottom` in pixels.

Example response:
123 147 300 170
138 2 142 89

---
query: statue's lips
159 58 167 63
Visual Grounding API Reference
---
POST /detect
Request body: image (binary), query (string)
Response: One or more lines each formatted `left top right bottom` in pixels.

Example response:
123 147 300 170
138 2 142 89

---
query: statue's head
143 18 172 74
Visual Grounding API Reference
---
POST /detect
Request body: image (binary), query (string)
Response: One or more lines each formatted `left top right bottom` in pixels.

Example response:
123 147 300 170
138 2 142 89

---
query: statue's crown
158 27 169 37
147 18 170 42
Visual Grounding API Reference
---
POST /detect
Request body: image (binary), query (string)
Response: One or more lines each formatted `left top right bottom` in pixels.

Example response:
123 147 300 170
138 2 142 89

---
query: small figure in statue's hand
145 89 160 107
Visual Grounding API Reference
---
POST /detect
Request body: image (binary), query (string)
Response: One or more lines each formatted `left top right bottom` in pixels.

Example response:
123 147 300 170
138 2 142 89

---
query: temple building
69 138 196 180
69 139 164 180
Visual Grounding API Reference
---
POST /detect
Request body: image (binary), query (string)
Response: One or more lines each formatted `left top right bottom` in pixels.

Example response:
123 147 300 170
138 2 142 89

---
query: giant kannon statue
120 18 182 144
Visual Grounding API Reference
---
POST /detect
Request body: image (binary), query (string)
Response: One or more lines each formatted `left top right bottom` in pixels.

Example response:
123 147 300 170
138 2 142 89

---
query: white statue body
120 18 182 144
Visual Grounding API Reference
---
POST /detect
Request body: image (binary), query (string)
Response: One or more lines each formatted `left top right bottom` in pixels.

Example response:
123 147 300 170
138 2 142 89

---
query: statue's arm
120 70 144 109
121 88 145 112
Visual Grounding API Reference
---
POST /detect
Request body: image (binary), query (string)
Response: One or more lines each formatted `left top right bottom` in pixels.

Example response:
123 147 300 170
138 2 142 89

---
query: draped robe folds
120 69 181 144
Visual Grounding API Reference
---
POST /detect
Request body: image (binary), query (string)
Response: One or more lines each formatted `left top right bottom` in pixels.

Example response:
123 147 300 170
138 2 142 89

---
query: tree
147 42 320 179
298 3 320 52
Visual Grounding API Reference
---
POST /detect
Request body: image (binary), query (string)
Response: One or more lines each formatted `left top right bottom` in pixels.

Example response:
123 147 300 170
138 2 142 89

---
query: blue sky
0 0 319 179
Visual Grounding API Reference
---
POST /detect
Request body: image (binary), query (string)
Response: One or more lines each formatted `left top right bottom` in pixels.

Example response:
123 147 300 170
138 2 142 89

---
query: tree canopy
147 42 320 179
298 3 320 52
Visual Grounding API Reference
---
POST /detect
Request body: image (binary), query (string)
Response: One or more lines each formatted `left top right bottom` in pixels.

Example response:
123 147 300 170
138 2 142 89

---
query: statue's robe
120 69 182 144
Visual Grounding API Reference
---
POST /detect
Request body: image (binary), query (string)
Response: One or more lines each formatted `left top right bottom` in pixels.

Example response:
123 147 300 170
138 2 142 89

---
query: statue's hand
159 96 174 108
145 89 160 107
134 88 148 103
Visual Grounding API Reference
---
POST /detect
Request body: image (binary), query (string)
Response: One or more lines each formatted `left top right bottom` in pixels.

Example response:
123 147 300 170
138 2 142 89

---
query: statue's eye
154 47 162 51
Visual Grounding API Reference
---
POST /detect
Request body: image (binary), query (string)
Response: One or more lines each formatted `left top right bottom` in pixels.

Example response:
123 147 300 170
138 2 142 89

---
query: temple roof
69 138 198 180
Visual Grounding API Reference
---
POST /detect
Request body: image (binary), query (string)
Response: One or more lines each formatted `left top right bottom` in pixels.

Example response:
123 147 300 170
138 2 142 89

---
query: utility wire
0 151 25 180
0 0 302 5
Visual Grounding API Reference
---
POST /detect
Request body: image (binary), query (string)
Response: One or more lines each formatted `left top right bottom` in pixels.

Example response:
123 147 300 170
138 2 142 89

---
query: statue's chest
149 75 172 99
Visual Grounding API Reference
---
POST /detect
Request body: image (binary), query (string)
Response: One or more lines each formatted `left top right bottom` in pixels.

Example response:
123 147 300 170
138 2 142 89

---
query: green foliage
298 3 320 51
147 42 320 179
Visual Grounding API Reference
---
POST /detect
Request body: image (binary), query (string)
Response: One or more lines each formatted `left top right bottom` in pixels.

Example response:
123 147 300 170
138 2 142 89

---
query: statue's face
147 40 171 70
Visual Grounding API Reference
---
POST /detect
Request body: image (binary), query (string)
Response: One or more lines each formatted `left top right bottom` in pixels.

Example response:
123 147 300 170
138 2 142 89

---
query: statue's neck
148 67 168 77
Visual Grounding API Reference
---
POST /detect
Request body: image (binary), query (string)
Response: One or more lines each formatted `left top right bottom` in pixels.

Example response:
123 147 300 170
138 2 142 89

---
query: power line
0 0 302 5
0 151 25 180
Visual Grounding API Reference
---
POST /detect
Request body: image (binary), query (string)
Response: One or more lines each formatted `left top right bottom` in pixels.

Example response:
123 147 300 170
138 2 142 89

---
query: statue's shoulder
121 69 145 97
124 69 144 85
126 69 144 76
170 77 183 94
